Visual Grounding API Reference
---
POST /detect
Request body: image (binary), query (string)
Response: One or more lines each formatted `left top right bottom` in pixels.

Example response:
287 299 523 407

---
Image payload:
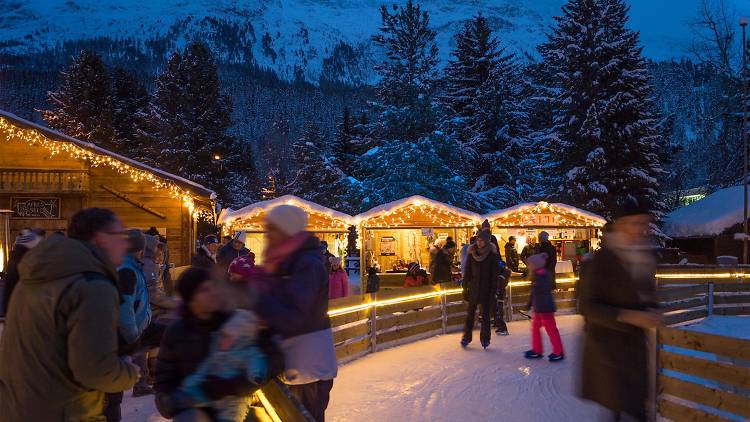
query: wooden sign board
11 197 61 219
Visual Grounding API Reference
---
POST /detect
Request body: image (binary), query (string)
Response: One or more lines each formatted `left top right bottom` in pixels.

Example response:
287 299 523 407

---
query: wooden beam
100 184 166 219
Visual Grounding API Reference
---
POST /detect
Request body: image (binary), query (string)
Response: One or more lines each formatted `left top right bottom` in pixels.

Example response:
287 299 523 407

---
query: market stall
355 195 482 289
218 195 354 262
484 201 607 272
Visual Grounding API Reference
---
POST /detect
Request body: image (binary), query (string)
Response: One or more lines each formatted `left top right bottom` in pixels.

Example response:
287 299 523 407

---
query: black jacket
255 236 331 340
365 272 380 293
538 240 557 273
578 247 657 420
429 248 453 284
520 244 537 265
530 269 556 313
1 245 30 316
216 243 250 271
504 243 520 272
463 244 500 305
191 247 215 269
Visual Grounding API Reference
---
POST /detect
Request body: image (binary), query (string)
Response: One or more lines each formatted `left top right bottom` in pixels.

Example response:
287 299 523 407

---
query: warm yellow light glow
0 246 4 273
255 390 283 422
655 273 742 279
213 154 221 160
328 288 463 317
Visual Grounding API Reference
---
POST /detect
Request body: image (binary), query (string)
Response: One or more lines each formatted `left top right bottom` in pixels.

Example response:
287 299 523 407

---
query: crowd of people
0 196 664 422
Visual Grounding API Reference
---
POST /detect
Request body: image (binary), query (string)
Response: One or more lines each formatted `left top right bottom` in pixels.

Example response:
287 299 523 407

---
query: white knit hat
234 230 247 245
265 205 308 237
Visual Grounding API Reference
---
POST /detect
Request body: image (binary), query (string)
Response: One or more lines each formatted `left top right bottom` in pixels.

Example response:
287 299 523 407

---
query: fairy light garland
489 202 606 228
0 117 214 220
361 204 480 228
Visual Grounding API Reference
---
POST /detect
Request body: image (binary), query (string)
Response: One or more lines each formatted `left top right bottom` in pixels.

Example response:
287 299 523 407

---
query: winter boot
548 353 565 362
460 338 471 348
481 340 490 350
524 350 543 359
132 383 154 397
495 322 509 336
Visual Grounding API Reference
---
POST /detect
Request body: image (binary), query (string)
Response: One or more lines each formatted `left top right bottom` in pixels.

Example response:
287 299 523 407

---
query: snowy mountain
2 0 748 85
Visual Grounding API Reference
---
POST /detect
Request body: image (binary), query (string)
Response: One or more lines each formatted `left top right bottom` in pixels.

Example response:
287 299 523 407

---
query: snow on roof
483 201 607 226
219 195 355 225
0 110 215 198
663 185 749 238
354 195 483 224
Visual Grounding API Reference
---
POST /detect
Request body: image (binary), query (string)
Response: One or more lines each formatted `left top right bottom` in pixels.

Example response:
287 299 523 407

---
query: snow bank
663 185 750 238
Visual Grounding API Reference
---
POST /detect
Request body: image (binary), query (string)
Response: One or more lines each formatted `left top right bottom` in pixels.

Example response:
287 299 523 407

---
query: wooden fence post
441 290 448 334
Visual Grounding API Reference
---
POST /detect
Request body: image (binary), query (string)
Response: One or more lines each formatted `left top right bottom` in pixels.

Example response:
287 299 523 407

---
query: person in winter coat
248 205 337 422
461 230 500 349
578 199 661 421
504 236 520 273
192 234 220 269
537 231 557 275
430 240 454 284
321 241 335 273
155 267 253 421
103 229 153 422
520 236 538 270
328 256 350 299
1 228 41 316
404 262 428 287
478 220 502 259
0 208 139 422
217 231 251 273
524 253 564 362
178 309 268 422
365 266 381 294
493 262 511 336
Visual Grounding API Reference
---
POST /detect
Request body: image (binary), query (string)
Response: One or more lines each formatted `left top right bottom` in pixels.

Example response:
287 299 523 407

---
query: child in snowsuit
524 253 565 362
179 309 268 422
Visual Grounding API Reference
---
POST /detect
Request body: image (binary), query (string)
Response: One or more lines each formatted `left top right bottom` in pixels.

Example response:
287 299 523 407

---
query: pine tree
144 42 237 201
539 0 666 219
110 67 150 160
332 106 355 174
41 50 114 149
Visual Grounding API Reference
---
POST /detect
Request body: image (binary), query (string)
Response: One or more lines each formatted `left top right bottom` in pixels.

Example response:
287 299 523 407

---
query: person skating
504 236 520 273
328 256 350 299
192 234 220 269
523 252 564 362
578 199 661 421
1 228 42 317
461 230 500 350
0 208 139 421
493 261 511 336
249 205 337 422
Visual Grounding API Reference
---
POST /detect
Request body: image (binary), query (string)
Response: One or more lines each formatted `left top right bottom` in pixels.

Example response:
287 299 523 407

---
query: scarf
469 242 494 262
263 231 312 274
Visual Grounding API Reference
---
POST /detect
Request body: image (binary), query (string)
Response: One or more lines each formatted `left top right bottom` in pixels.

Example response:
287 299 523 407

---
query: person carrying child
524 252 564 362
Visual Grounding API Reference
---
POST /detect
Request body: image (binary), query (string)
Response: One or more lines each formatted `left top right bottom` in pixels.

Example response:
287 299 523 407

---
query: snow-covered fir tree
331 106 356 174
41 50 114 149
110 67 150 161
539 0 666 219
144 42 238 202
441 14 542 209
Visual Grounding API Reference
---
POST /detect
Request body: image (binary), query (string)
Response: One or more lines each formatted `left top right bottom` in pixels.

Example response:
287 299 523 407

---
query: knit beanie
229 254 257 278
526 253 548 272
126 229 146 254
265 205 308 237
234 231 247 245
14 229 41 249
177 267 211 303
204 234 219 245
539 231 550 242
329 256 342 270
481 219 491 230
478 229 491 243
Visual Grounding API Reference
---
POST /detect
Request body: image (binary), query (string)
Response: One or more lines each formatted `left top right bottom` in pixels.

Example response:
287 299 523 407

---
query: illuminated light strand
656 273 746 279
255 390 283 422
0 117 214 220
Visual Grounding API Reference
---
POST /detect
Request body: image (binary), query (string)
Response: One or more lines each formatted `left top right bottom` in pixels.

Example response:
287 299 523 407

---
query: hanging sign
380 236 396 256
11 197 60 219
421 228 434 237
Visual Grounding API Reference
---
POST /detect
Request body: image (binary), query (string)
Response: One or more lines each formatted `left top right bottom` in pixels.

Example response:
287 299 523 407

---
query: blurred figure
504 236 520 273
461 230 500 350
579 198 661 421
520 236 538 270
321 241 335 273
328 256 349 299
0 208 139 421
365 266 381 294
430 239 454 284
404 262 428 287
524 253 564 362
493 261 511 336
252 205 337 422
2 228 42 317
537 231 557 275
193 234 220 269
221 235 232 248
217 231 250 274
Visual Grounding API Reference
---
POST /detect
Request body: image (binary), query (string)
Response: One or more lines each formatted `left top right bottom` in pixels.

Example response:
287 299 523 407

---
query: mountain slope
1 0 747 84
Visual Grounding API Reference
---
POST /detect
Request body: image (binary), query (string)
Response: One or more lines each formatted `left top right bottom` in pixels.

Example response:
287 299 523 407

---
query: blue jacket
117 254 151 345
531 268 556 313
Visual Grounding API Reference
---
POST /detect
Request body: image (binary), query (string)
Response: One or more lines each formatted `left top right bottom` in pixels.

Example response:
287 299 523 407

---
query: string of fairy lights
361 203 480 228
0 116 213 220
491 202 606 228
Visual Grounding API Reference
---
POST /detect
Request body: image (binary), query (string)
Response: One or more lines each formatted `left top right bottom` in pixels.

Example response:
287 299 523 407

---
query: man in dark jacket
537 231 557 274
192 234 219 269
251 204 337 422
1 228 41 316
461 230 500 349
217 231 250 273
578 199 661 421
504 236 520 272
0 208 139 421
321 241 335 273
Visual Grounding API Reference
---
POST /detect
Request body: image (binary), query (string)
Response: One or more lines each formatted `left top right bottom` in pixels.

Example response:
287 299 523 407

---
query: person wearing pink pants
524 253 564 361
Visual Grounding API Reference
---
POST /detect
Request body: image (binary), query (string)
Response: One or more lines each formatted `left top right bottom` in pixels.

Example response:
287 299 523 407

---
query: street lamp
212 154 223 171
741 17 748 264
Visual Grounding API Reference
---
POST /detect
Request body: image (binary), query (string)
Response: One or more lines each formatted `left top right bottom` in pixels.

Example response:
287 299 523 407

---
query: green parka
0 234 138 421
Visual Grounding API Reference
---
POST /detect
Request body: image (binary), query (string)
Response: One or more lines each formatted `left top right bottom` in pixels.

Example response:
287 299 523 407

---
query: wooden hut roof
355 195 482 228
219 195 354 232
484 201 607 227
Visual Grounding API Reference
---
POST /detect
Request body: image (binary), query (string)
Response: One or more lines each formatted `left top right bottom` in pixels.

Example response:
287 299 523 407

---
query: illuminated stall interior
485 201 607 272
218 195 354 262
356 196 482 276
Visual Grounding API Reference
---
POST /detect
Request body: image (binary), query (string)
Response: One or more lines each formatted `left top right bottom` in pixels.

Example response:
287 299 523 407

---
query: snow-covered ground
327 315 610 422
680 314 750 339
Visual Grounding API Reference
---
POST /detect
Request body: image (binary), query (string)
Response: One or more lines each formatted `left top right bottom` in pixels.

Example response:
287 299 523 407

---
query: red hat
229 253 256 277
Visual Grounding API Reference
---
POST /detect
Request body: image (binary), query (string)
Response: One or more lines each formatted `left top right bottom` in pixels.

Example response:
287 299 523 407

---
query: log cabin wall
0 135 198 266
